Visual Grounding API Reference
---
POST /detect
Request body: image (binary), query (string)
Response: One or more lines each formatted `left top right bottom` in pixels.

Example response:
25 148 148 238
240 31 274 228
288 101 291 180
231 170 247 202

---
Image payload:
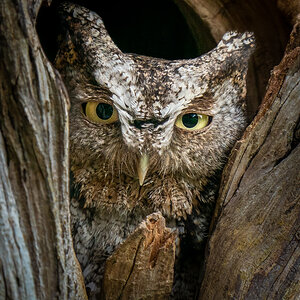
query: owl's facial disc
80 98 214 184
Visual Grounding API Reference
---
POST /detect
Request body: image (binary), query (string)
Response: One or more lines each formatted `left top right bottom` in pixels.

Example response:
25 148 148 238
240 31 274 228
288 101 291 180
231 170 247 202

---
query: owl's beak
137 153 149 186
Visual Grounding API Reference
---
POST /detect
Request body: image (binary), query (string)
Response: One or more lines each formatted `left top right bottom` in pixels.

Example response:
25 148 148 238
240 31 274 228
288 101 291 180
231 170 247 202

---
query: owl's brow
184 96 215 112
91 83 113 97
79 82 113 102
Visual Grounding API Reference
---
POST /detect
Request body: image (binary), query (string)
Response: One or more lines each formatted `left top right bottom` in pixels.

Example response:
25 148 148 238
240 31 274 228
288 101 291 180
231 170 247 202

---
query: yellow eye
175 113 210 130
83 102 118 124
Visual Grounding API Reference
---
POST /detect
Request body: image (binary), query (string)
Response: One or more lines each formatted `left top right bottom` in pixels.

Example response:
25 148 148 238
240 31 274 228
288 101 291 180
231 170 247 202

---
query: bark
199 21 300 299
278 0 300 25
102 213 176 300
0 0 87 299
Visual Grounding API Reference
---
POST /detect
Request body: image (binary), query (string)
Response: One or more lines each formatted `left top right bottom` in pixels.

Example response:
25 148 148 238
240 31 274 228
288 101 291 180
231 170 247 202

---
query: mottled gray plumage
55 3 255 299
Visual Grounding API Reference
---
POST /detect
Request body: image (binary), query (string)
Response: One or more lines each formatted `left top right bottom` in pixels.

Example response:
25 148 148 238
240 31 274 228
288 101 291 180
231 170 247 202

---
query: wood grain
102 212 176 300
0 0 87 299
199 21 300 300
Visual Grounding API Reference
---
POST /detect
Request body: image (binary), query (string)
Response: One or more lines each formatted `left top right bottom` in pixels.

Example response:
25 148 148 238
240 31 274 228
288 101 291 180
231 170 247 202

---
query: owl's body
56 3 254 299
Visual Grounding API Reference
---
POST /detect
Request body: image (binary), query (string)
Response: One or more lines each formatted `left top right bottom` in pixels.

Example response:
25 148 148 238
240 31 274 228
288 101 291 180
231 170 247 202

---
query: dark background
37 0 215 62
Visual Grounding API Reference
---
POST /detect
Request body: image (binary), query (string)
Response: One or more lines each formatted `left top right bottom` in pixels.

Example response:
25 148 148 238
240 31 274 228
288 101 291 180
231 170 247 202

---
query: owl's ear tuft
56 2 121 64
217 31 255 53
58 2 105 33
216 31 256 69
206 31 256 85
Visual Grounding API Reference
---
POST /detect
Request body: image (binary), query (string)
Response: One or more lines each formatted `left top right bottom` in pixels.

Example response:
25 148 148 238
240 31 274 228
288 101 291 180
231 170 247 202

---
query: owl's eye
175 113 210 130
83 102 118 124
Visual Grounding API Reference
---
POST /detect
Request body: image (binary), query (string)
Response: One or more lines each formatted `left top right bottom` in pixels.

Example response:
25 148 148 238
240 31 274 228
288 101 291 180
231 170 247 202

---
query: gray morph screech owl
55 2 255 299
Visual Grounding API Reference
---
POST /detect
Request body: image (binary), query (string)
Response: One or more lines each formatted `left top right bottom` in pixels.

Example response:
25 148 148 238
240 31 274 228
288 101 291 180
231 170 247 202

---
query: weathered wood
0 0 87 299
199 21 300 299
278 0 300 25
102 212 176 300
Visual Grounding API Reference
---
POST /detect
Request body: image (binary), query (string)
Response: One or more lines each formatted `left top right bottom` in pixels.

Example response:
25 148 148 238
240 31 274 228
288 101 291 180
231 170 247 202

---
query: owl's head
56 3 254 214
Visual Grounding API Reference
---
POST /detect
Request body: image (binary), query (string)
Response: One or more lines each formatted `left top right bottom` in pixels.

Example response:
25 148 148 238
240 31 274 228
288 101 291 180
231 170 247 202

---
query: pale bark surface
0 0 86 299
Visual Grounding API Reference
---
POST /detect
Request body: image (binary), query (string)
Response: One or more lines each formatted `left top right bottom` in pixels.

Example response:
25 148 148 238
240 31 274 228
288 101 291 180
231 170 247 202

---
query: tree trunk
0 0 87 299
199 21 300 299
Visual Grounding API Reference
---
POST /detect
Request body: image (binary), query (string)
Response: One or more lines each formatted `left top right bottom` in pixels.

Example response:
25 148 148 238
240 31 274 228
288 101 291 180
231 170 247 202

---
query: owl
55 2 255 299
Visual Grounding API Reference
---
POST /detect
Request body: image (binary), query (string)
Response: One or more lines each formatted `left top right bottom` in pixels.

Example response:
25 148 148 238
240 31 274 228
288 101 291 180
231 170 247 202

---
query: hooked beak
137 153 149 186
